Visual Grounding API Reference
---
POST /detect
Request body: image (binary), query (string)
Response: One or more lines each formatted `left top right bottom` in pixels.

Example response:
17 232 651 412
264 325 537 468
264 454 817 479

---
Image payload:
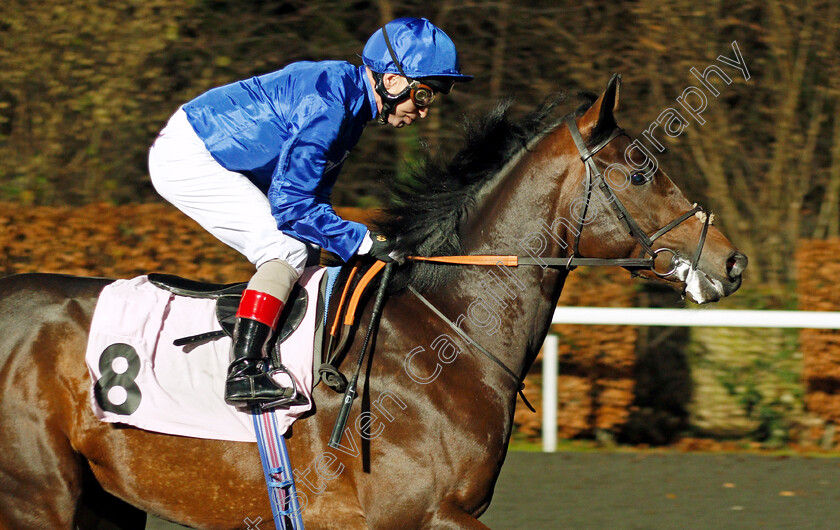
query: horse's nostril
726 252 748 279
726 255 736 271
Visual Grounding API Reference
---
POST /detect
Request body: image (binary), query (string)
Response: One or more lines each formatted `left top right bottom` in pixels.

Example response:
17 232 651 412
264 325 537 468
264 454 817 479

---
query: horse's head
553 74 747 303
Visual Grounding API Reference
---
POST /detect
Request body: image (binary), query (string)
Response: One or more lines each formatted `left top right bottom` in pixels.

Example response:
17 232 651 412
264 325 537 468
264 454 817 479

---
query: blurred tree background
2 0 840 446
1 0 838 291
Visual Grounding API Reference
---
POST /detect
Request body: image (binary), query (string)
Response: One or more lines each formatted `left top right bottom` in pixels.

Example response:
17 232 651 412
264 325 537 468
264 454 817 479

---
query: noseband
563 116 710 278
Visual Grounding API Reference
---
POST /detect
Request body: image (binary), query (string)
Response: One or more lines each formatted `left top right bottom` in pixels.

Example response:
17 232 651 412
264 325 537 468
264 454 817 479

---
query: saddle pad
85 267 326 442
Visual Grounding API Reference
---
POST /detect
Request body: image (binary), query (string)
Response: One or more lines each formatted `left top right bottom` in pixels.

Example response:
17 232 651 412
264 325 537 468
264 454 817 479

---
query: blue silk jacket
183 61 377 261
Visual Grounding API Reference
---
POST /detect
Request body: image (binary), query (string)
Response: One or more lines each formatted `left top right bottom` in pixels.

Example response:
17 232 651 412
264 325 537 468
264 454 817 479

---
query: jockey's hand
368 232 397 263
358 231 404 263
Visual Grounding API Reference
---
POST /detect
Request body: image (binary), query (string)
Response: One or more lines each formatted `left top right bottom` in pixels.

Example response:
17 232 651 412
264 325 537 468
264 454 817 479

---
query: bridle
563 116 711 278
396 117 712 409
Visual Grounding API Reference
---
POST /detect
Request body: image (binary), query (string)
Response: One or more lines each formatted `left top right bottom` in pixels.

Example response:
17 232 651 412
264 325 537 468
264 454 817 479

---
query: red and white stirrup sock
236 290 284 330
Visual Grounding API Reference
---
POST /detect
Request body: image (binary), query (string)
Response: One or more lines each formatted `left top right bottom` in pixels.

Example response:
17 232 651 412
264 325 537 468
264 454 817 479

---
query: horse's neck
431 144 573 383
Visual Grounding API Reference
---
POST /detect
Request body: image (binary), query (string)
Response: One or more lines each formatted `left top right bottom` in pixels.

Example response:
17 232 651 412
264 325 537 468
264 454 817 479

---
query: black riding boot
223 317 296 406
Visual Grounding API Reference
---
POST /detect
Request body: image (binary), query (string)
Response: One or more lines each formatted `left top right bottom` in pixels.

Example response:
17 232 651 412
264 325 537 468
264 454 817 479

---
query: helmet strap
372 71 411 124
372 23 415 125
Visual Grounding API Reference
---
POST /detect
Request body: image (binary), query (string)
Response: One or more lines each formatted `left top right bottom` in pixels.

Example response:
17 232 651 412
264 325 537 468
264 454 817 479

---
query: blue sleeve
268 99 368 262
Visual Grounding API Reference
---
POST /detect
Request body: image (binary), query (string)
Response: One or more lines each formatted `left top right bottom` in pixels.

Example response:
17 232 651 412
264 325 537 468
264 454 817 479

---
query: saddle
147 260 386 393
148 273 313 344
148 272 323 391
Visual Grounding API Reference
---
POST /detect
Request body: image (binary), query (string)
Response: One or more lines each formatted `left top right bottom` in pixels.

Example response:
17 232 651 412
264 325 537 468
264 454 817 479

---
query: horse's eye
630 171 650 186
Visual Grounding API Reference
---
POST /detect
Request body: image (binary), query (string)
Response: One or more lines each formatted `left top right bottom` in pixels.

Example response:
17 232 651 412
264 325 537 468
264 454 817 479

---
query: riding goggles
408 81 436 107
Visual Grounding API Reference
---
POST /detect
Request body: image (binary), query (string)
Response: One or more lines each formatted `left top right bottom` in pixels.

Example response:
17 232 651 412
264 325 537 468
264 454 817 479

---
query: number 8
93 343 142 415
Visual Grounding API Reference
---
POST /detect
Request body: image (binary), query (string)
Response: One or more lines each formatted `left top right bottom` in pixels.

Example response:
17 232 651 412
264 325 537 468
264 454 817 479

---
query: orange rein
329 262 360 338
325 260 386 362
343 260 386 326
406 255 519 266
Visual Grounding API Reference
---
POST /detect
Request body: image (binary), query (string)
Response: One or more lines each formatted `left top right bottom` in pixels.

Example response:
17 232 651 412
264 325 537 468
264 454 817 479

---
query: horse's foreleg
0 404 82 529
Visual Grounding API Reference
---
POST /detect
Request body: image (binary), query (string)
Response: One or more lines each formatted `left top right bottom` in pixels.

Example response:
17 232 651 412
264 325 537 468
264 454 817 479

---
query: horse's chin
672 258 740 305
684 272 725 304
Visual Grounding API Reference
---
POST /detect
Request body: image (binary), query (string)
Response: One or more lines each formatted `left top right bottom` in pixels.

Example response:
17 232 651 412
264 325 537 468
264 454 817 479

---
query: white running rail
541 308 840 452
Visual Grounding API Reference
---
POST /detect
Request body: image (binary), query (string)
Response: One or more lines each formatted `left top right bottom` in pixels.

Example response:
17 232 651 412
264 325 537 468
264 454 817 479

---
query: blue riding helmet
362 17 473 82
363 17 472 123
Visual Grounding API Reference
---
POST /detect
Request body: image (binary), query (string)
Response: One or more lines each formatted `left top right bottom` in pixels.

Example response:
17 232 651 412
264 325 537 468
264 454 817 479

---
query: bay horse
0 75 746 529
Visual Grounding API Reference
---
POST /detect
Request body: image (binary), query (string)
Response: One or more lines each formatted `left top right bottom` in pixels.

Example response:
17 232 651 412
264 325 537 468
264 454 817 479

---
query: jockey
148 17 472 407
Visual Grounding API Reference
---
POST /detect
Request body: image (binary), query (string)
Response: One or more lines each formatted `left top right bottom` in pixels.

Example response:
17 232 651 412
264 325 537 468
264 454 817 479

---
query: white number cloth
84 268 325 442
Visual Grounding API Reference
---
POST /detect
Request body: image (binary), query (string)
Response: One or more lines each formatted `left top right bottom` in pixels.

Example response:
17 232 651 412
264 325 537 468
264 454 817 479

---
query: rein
320 261 536 412
407 285 535 412
407 254 653 269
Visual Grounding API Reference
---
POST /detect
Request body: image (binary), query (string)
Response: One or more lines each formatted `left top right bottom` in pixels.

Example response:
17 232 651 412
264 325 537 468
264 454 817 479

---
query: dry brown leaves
796 239 840 442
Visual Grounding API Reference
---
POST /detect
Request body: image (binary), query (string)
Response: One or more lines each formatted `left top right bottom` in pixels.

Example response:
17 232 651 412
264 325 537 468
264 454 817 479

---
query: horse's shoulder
0 273 110 372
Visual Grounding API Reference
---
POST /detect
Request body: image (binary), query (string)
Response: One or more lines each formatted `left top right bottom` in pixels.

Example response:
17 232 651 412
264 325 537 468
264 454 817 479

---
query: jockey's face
381 74 431 128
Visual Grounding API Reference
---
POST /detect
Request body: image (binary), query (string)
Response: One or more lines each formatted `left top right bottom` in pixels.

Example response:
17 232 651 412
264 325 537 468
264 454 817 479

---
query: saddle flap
153 268 331 391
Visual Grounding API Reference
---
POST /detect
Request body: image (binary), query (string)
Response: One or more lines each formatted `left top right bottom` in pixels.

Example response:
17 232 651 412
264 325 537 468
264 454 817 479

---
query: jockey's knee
248 259 301 303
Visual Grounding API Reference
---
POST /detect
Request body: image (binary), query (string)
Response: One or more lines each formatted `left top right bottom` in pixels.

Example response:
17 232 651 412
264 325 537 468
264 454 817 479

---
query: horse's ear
579 73 621 135
605 73 621 113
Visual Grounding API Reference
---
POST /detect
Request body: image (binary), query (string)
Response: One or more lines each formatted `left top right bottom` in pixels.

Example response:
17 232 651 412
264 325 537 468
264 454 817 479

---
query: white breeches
148 108 310 275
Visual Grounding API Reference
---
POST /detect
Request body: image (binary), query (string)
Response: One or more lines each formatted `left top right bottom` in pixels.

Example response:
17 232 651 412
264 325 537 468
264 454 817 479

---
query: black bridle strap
643 204 710 271
519 256 654 268
565 119 628 163
564 117 712 273
572 163 590 258
568 127 625 257
407 285 535 412
692 211 711 269
565 117 658 257
648 205 701 243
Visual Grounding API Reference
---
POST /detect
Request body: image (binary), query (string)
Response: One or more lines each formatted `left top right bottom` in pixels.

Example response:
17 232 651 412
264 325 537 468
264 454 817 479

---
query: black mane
375 91 605 292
